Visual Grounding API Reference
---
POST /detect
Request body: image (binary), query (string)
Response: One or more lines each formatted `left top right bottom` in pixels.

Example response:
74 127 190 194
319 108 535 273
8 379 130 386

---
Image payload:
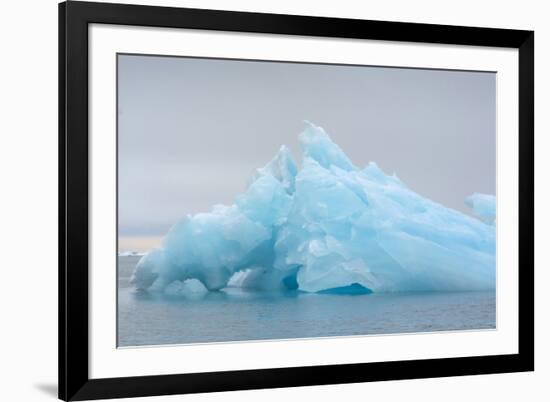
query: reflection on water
117 256 496 347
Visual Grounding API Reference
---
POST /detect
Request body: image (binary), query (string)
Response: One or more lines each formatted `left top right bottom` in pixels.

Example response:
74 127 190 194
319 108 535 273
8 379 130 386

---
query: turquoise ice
132 123 496 294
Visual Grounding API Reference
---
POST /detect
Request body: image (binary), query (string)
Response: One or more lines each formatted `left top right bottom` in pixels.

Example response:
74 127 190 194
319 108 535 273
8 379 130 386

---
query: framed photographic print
59 1 534 400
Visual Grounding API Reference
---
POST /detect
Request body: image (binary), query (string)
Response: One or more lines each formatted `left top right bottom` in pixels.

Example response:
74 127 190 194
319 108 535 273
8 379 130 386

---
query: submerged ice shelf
132 123 496 294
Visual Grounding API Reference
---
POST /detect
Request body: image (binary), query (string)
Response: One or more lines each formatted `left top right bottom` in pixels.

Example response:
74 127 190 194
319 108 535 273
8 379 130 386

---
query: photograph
53 2 536 400
117 54 497 347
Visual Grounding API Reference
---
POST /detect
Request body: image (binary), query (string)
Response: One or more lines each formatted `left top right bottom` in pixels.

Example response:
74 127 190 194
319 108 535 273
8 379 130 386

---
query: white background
0 0 545 401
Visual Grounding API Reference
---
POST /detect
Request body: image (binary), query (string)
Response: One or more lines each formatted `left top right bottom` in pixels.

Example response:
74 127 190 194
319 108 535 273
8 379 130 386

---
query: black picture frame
59 1 534 400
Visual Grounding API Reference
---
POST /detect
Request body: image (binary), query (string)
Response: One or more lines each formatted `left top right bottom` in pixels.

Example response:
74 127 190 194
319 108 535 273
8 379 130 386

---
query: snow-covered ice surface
132 123 496 295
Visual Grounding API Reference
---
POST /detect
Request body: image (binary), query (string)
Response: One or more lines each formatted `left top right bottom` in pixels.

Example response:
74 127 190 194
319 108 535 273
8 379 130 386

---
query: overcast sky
118 54 496 239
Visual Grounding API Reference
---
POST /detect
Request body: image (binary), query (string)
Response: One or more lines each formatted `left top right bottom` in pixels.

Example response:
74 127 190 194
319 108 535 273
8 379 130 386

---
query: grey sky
118 54 496 238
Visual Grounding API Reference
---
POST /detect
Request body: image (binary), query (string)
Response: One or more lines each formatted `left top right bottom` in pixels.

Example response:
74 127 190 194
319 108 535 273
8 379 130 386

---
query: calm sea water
117 256 496 347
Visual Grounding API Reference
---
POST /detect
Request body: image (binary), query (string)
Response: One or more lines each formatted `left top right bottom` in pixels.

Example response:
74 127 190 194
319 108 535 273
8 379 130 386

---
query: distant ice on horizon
118 251 146 257
131 123 496 295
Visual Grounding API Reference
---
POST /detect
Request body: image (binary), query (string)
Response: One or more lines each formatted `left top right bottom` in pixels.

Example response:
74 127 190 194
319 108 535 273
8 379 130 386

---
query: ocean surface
117 256 496 347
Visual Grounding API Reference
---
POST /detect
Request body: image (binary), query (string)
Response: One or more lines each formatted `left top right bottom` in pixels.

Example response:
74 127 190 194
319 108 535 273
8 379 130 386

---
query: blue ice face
132 122 496 294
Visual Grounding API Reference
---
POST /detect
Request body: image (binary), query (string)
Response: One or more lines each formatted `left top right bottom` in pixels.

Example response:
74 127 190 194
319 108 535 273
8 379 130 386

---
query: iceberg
465 193 496 225
132 122 496 294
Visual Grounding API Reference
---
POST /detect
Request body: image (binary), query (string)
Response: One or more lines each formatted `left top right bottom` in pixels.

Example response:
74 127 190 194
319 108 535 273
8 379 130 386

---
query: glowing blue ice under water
132 123 496 294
